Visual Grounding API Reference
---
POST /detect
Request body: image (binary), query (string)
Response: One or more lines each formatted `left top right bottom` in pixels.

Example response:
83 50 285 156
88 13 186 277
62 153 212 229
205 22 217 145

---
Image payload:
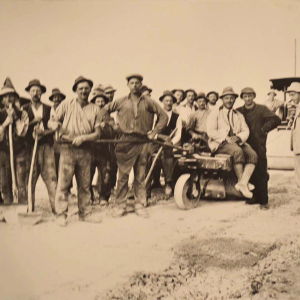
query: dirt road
0 171 300 300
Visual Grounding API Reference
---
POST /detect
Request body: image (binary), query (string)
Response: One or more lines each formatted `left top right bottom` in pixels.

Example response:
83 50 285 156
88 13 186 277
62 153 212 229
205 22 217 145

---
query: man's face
162 96 174 111
95 97 107 109
127 78 142 94
208 93 218 105
142 90 151 97
289 92 300 104
29 86 42 103
186 91 195 105
196 98 207 110
242 93 255 106
52 95 64 108
76 82 91 101
268 92 275 101
222 95 236 109
104 90 115 102
174 91 184 103
2 93 17 108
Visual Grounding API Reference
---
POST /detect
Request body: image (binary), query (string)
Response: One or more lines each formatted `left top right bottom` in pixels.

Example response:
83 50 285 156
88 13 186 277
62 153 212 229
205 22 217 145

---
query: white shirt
164 109 182 145
32 104 44 131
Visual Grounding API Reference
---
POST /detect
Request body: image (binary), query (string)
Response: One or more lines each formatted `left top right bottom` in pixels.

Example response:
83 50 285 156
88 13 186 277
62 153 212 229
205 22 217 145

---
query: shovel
18 131 42 226
0 114 27 224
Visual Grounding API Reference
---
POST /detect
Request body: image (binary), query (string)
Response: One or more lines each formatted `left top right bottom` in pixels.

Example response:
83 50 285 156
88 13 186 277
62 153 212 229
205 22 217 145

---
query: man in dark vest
0 77 29 204
148 90 182 197
23 79 57 214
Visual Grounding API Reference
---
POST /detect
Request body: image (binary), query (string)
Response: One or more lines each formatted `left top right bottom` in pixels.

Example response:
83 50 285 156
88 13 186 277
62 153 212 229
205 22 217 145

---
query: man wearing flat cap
89 91 114 206
99 74 168 218
49 88 66 178
172 89 185 111
206 91 219 111
104 85 117 102
207 87 258 199
186 92 211 144
0 77 29 204
22 79 57 214
238 87 281 210
286 83 300 189
49 76 102 226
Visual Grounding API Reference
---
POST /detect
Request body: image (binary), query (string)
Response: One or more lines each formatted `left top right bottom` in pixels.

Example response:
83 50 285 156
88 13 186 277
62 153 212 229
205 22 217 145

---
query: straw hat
104 85 117 93
0 77 19 97
219 86 238 99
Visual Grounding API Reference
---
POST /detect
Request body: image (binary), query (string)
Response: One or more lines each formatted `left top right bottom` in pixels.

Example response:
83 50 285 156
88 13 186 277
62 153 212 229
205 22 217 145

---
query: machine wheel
174 174 201 210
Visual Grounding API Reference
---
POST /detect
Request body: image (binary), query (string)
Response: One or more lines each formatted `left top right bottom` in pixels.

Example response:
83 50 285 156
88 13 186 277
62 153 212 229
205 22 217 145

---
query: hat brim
172 89 184 95
126 75 143 82
159 94 177 103
25 84 46 94
220 93 239 99
90 95 109 104
240 92 256 98
206 91 219 99
49 93 66 101
72 79 93 92
104 89 117 93
0 88 19 97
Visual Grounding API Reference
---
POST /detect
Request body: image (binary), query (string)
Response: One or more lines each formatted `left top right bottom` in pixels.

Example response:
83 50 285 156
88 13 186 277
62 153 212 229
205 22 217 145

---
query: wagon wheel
174 174 201 210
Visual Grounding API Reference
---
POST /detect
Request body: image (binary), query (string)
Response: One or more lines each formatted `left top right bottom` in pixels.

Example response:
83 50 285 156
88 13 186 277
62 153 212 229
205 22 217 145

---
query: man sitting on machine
207 87 258 199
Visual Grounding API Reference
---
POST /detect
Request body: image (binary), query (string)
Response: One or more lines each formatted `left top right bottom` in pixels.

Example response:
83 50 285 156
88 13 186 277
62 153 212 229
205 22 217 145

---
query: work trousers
115 135 148 208
109 144 118 189
0 148 28 204
30 143 57 212
295 154 300 188
90 145 111 200
217 142 258 165
147 144 174 193
249 144 269 205
55 144 92 217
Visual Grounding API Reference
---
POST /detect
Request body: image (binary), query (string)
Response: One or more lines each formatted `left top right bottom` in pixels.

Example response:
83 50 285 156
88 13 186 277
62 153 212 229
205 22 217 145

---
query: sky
0 0 299 107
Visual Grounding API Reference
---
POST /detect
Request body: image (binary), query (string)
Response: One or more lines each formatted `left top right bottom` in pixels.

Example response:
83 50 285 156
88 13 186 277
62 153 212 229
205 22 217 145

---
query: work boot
79 213 102 223
56 215 67 227
135 204 149 218
260 204 269 210
165 184 172 197
245 199 259 205
235 183 253 199
113 207 127 218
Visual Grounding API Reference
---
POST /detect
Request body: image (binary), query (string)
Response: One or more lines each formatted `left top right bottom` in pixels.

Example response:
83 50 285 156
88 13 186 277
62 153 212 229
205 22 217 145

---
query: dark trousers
90 145 111 201
109 144 118 189
250 144 269 205
55 145 92 217
115 135 148 208
0 148 28 204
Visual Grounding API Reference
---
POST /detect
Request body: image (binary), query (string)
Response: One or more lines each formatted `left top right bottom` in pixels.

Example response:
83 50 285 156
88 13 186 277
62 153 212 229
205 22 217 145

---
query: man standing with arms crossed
49 76 101 226
100 74 168 218
238 87 281 210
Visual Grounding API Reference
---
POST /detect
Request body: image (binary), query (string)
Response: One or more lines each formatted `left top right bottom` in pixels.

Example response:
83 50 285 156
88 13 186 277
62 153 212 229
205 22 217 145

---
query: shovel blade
18 212 43 226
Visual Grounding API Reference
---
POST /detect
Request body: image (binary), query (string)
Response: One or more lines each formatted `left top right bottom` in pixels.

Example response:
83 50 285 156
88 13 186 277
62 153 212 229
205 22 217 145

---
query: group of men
0 73 289 227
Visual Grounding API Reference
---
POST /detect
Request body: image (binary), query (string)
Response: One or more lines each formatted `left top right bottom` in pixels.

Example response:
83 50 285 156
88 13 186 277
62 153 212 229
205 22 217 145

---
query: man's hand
51 121 61 131
3 115 14 127
72 135 86 146
225 136 240 144
147 130 156 140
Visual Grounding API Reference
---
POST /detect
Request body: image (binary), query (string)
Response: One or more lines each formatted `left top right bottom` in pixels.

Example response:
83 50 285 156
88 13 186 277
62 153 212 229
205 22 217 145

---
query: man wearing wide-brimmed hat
265 89 284 118
238 87 281 210
186 92 211 144
49 76 102 226
207 87 258 199
0 77 29 204
147 90 182 197
140 85 152 98
206 91 219 110
49 88 66 179
89 90 114 206
99 74 168 218
286 83 300 188
23 79 57 213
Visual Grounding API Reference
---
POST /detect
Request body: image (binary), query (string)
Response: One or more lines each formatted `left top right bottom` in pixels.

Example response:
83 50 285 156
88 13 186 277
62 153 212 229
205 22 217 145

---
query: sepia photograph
0 0 300 299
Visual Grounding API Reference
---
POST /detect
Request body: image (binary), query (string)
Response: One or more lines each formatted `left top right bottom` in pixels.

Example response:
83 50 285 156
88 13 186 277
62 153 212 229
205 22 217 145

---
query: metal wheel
174 173 201 210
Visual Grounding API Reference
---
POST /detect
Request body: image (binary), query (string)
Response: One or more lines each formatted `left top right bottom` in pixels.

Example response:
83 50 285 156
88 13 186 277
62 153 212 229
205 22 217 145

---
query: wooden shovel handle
9 124 18 204
28 137 38 212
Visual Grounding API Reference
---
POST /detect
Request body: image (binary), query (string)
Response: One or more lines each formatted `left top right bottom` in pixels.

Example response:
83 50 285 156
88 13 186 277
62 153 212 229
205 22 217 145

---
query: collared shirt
52 98 101 138
186 108 211 133
176 102 196 123
99 94 168 136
